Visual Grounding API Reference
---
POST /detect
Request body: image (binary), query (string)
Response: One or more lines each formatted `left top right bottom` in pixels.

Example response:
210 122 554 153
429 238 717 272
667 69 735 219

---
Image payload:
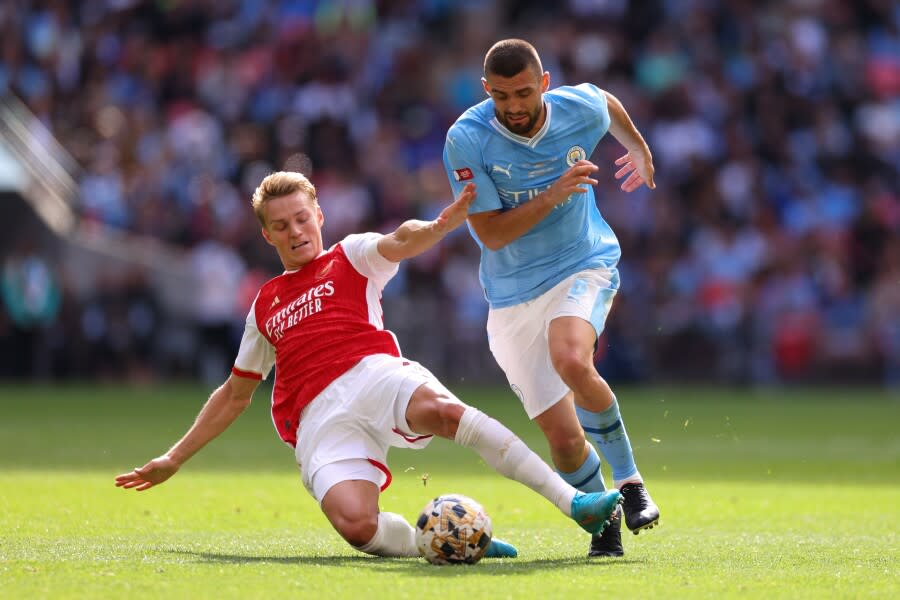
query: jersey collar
283 249 328 274
489 101 552 148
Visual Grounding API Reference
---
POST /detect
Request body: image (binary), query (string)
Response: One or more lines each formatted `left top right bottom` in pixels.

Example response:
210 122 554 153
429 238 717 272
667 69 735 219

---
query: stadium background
0 0 897 388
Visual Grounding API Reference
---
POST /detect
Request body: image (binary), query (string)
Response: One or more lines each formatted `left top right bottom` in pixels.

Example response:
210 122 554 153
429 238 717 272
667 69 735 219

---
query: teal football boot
483 538 518 558
570 490 623 535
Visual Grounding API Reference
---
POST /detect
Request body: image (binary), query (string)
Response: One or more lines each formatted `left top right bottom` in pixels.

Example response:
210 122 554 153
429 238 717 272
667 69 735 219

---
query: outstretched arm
114 374 259 491
376 182 477 262
604 90 656 192
466 161 600 251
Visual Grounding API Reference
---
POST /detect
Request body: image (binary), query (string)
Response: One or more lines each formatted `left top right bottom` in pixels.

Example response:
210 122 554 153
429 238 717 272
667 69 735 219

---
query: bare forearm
379 182 475 261
166 379 251 465
471 159 600 251
604 91 650 153
472 193 559 250
378 219 446 262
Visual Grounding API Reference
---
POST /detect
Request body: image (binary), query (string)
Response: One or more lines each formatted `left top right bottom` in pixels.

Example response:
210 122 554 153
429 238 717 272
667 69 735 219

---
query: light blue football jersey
443 83 622 309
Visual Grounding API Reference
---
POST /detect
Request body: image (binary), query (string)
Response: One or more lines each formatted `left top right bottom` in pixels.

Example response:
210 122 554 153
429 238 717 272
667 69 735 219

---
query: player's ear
541 71 550 92
481 77 490 96
316 205 324 227
261 227 275 246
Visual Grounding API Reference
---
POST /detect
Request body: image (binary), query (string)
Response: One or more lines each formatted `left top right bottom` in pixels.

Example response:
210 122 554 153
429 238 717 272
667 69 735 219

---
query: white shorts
486 267 619 419
295 353 442 503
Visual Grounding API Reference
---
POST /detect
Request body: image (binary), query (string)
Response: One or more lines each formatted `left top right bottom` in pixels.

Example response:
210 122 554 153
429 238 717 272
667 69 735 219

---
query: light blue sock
557 444 606 493
576 398 639 483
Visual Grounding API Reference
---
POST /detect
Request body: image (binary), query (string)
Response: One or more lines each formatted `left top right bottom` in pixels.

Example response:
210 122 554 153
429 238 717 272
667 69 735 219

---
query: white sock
613 473 643 489
454 406 577 517
353 512 419 557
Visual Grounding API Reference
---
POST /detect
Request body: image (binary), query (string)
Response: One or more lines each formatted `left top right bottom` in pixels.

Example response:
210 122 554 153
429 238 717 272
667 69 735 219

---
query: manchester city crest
566 145 587 166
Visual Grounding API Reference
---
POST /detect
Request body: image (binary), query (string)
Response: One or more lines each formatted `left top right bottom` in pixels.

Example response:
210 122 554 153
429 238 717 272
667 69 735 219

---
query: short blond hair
251 171 318 227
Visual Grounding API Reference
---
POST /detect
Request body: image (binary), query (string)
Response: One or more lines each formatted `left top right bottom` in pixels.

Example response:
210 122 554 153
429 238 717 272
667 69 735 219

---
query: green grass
1 384 898 599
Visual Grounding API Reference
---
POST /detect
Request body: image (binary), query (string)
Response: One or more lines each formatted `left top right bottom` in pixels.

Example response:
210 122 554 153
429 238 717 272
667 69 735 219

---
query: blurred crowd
0 0 897 385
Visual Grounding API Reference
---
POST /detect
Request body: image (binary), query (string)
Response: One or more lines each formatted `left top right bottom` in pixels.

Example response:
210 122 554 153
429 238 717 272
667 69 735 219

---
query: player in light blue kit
443 39 660 558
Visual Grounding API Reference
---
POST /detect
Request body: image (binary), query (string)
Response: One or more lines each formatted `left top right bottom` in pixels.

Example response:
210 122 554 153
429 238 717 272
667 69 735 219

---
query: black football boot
588 506 623 557
620 482 660 533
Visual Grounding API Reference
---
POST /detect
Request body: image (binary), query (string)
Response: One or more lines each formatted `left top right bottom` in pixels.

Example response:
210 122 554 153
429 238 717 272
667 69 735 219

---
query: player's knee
334 513 378 547
551 351 593 386
407 384 466 439
433 398 466 438
545 428 586 460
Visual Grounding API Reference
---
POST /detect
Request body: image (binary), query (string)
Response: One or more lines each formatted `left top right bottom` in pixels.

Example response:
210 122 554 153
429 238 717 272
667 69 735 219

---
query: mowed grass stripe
0 384 898 599
2 474 897 599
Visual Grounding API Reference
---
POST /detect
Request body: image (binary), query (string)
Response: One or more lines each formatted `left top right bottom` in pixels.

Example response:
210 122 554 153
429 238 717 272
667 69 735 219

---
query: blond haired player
116 171 622 558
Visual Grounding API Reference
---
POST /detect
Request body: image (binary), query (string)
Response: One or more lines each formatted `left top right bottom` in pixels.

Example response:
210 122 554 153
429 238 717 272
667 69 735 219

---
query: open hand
614 151 656 192
115 455 180 491
433 182 477 233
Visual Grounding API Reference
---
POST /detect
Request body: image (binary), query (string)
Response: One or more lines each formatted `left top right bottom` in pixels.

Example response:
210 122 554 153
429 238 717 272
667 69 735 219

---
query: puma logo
491 163 513 179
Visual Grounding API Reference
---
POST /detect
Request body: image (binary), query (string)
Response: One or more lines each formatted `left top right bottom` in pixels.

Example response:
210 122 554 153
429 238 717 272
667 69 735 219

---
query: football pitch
1 384 898 599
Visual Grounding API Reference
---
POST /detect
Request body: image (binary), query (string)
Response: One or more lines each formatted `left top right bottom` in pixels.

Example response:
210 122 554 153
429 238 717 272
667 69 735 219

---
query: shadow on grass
171 549 644 573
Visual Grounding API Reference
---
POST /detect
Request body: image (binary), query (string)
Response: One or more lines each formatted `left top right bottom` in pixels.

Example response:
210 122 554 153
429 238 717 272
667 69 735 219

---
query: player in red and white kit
115 171 622 559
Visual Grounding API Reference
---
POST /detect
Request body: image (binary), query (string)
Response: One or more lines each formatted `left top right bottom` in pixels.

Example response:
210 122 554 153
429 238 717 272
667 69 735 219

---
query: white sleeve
340 233 399 291
232 299 275 380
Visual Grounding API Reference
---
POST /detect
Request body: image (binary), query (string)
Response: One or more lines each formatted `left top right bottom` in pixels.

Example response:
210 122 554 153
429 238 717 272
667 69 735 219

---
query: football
415 494 493 565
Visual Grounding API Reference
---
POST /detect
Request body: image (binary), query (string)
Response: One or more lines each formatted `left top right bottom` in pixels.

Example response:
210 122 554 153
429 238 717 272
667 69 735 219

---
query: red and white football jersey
232 233 401 447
